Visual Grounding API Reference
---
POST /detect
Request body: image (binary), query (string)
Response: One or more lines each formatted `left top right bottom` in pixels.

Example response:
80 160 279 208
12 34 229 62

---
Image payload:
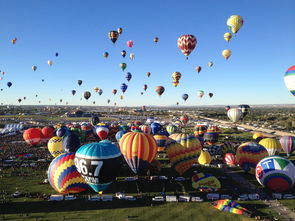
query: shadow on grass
0 199 157 215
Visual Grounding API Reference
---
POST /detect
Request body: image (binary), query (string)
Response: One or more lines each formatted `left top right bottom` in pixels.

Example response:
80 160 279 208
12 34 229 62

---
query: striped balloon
236 142 268 174
48 152 88 194
194 125 207 137
48 136 64 157
166 124 177 135
220 141 236 155
207 125 221 134
223 153 236 166
140 125 152 134
153 134 169 152
280 136 295 157
284 66 295 96
177 34 197 57
204 132 219 145
259 138 282 156
119 132 157 174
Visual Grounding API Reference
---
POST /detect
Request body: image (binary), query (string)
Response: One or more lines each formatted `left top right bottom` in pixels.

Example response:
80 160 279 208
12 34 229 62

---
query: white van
48 195 64 201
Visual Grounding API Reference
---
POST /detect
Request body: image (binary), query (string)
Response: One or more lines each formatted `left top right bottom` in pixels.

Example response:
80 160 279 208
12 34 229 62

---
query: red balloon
96 127 109 140
23 128 42 145
41 127 55 143
177 34 197 58
223 153 236 166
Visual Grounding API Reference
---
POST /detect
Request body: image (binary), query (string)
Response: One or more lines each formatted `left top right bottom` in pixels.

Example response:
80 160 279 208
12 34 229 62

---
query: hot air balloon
220 141 236 155
117 27 123 35
168 134 202 175
172 80 179 87
208 93 213 98
120 63 127 71
32 66 37 71
121 50 126 58
153 134 168 152
259 138 282 156
125 72 132 82
108 30 119 44
23 128 41 146
225 105 231 111
11 37 17 44
223 153 236 166
166 124 177 135
194 124 207 137
180 115 189 125
41 126 54 143
107 99 110 104
103 52 109 58
48 136 64 157
280 136 295 157
204 132 218 145
198 150 212 165
62 132 81 153
214 200 250 215
120 83 128 93
17 98 22 103
236 142 268 174
140 125 152 134
197 90 204 98
71 90 76 96
208 62 213 67
56 127 69 137
129 53 135 60
96 126 109 140
177 34 197 58
48 60 53 66
126 40 133 47
77 80 82 86
238 104 250 118
112 89 117 95
224 32 232 42
182 94 188 101
143 84 148 91
195 66 201 73
119 132 157 174
7 82 12 88
284 66 295 96
55 53 59 57
98 89 103 95
227 15 244 34
146 72 151 77
153 37 159 43
94 87 99 93
192 173 221 192
151 122 162 135
75 141 122 193
172 72 182 81
84 91 91 100
49 152 88 194
155 86 165 96
256 156 295 192
227 108 243 123
222 49 232 60
115 130 127 142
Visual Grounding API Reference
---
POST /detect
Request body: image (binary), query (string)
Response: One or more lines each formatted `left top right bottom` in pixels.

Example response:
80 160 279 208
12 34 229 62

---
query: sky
0 0 294 107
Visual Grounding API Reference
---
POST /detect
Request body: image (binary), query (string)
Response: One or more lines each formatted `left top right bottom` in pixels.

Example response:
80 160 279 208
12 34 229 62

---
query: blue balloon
125 72 132 82
151 122 161 135
62 132 81 153
56 127 69 137
158 129 169 137
7 82 12 88
120 83 128 93
115 130 127 142
75 140 122 192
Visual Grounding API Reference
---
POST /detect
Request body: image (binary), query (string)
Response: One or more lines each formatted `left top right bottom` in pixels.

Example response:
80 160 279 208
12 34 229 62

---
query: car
272 193 282 200
64 195 76 200
115 192 126 199
191 197 204 202
175 177 185 182
48 195 64 201
101 195 113 201
179 196 190 202
220 194 232 200
207 193 219 201
88 195 101 201
12 191 22 197
283 194 295 199
152 196 165 202
124 196 136 201
159 176 168 180
125 177 138 182
248 194 260 200
237 194 248 201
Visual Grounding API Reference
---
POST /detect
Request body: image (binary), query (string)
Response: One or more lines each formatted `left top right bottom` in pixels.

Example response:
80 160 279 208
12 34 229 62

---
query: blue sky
0 0 294 106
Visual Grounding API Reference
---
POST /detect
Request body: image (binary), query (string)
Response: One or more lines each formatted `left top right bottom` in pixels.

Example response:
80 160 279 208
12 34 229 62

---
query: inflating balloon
48 136 64 157
48 152 88 194
23 128 42 146
75 141 122 192
259 138 282 156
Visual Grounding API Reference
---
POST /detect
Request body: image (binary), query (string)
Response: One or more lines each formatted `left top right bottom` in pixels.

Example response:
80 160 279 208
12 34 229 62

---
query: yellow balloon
222 49 232 60
48 136 64 157
198 150 212 165
227 15 244 34
224 32 232 42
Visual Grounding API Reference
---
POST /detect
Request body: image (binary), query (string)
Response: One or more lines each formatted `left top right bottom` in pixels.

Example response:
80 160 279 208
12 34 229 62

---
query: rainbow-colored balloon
48 152 88 194
236 142 268 174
